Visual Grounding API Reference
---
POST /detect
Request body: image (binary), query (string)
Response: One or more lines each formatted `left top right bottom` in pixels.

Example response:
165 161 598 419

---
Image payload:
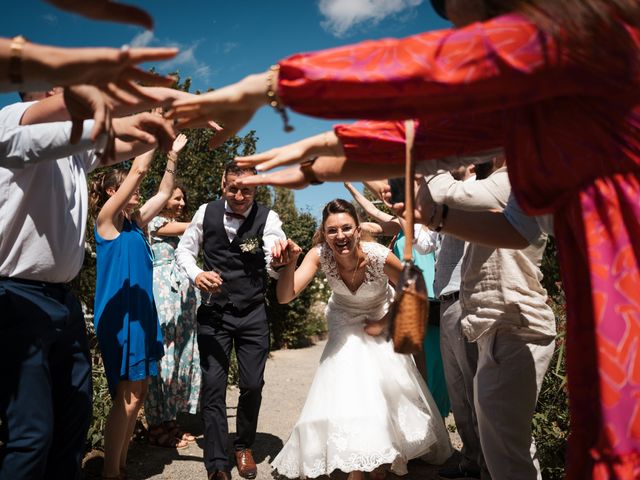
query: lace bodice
317 241 394 328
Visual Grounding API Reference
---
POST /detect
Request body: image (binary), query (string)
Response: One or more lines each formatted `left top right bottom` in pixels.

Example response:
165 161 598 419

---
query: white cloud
130 30 155 48
318 0 423 37
161 42 212 82
127 33 212 83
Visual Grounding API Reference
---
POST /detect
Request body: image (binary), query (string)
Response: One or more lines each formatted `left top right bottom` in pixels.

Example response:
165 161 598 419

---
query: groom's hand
195 271 223 293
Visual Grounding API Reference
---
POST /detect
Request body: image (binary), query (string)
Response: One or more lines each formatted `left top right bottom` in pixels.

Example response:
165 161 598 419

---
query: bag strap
403 119 416 263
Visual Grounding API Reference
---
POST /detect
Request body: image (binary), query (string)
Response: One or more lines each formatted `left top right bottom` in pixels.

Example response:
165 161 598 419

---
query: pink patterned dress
277 13 640 479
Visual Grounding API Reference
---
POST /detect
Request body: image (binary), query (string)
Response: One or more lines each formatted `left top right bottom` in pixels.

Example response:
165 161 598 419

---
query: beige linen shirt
427 167 556 341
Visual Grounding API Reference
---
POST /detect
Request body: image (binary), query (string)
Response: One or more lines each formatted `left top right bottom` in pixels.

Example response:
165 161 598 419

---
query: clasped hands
270 239 302 270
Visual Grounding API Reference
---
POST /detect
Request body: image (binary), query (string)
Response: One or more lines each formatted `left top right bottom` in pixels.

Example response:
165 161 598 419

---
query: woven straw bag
388 120 428 354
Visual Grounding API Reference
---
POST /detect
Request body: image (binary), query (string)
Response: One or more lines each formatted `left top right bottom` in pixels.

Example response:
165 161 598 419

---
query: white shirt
175 201 286 283
0 101 102 283
428 168 556 341
0 119 103 168
413 224 438 255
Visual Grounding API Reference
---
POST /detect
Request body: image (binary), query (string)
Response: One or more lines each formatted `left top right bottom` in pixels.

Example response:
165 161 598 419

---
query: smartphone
389 177 406 204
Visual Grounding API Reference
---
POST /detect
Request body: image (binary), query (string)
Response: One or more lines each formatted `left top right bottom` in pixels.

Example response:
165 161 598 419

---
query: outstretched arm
276 245 319 304
136 133 187 228
44 0 153 29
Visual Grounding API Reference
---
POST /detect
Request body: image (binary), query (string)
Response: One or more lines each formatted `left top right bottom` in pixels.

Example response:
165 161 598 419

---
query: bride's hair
313 198 371 246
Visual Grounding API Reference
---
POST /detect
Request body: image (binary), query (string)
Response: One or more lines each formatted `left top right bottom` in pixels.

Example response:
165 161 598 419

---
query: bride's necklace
339 250 362 291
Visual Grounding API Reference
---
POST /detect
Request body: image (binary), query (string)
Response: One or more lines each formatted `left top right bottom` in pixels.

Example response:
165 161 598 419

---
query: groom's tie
225 211 246 221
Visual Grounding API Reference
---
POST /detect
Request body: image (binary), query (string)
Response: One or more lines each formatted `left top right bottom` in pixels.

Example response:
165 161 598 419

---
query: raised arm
44 0 153 28
96 148 155 239
135 134 187 228
0 119 104 167
276 246 320 304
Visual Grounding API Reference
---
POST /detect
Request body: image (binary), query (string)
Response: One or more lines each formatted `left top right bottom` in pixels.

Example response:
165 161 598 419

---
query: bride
271 199 452 479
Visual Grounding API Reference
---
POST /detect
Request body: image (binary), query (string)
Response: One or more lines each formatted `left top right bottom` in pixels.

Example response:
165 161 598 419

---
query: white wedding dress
271 242 452 479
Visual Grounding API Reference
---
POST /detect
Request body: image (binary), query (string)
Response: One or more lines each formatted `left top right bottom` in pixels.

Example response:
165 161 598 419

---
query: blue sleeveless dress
94 217 164 396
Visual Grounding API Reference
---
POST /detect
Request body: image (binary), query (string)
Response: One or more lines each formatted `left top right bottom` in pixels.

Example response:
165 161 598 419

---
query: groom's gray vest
202 199 270 311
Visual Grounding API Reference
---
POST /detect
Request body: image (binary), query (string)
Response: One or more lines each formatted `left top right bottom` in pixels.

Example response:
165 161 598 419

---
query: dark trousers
197 302 270 473
0 278 92 480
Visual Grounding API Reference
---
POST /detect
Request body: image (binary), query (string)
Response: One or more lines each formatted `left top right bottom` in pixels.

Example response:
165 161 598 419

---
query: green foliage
74 75 327 450
85 319 112 452
533 240 569 479
265 188 328 348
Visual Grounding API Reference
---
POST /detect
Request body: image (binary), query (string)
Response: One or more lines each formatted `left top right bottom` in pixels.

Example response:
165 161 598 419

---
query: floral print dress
145 216 201 426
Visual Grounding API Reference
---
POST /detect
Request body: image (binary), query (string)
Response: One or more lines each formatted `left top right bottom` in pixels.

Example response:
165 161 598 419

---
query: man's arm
426 170 509 211
0 119 105 167
262 210 287 278
175 205 206 283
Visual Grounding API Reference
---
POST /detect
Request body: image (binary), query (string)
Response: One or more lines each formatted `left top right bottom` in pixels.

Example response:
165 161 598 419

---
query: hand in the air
45 0 154 29
271 238 303 269
235 165 311 190
235 131 340 172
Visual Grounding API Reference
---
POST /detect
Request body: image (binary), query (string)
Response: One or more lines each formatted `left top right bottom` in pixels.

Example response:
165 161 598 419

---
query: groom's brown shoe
235 449 257 479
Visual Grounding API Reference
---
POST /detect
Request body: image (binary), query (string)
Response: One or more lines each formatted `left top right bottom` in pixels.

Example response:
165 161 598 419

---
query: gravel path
85 340 465 480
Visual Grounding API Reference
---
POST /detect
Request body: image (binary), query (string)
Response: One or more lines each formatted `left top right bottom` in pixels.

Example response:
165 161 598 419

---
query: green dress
144 216 201 425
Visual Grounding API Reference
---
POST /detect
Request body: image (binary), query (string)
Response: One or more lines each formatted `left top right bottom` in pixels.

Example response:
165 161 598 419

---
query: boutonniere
239 235 260 254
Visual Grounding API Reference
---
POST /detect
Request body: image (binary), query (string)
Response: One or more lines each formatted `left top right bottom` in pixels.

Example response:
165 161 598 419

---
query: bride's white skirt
271 324 453 479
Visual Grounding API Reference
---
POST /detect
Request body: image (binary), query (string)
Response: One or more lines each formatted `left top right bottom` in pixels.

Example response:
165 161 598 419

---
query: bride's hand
167 72 270 148
364 315 389 337
235 131 342 172
271 238 303 269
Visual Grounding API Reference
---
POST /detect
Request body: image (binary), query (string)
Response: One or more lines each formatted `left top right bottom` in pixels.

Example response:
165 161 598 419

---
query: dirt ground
84 340 468 480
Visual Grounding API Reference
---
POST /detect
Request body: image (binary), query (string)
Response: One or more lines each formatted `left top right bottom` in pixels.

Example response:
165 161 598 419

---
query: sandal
370 465 388 480
163 420 196 443
148 425 189 449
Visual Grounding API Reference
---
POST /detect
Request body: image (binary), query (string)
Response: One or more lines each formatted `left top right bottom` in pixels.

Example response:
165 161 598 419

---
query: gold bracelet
8 35 27 84
266 64 294 133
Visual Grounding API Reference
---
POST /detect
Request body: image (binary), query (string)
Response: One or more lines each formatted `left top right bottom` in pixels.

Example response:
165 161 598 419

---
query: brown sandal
148 425 189 449
163 420 196 443
370 465 388 480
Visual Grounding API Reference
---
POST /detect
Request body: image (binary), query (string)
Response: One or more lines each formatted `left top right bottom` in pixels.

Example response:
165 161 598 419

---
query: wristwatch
299 157 324 185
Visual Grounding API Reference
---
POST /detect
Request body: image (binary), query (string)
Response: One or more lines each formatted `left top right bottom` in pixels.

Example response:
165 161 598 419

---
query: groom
176 164 289 480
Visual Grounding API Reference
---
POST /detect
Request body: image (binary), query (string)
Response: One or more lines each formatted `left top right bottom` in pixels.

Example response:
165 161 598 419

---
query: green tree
265 188 327 348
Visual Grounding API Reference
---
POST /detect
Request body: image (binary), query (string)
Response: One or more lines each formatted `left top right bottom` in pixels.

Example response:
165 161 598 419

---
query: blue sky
1 0 449 217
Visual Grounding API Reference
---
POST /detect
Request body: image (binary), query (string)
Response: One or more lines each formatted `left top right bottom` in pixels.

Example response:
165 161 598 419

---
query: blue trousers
0 278 92 480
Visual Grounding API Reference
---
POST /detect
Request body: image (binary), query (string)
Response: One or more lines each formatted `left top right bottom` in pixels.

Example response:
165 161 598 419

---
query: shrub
533 238 569 479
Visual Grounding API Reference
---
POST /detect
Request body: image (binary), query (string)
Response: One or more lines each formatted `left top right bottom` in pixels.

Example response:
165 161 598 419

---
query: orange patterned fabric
279 13 640 478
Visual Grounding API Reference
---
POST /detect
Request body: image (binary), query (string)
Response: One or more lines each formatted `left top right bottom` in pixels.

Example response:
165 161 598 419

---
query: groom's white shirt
175 201 286 283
